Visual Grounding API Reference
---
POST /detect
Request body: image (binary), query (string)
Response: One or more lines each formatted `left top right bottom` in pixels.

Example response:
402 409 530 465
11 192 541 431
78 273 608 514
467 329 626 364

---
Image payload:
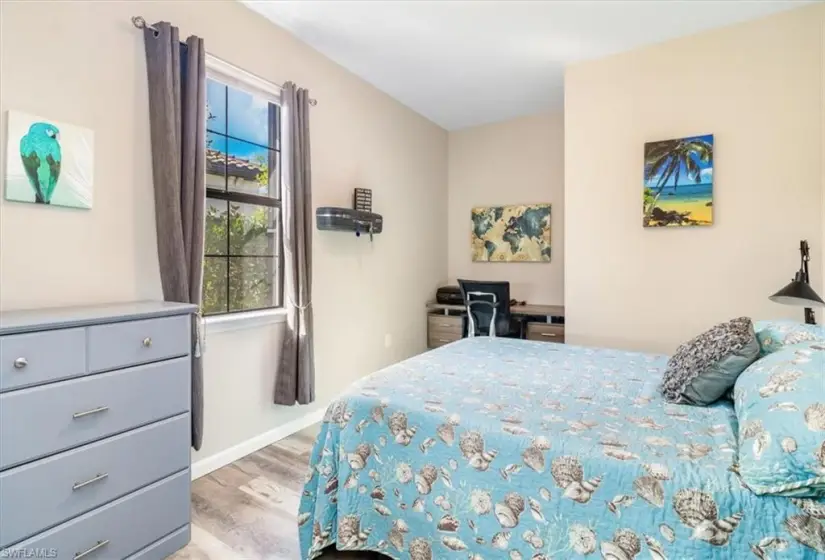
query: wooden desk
426 302 565 317
425 301 565 348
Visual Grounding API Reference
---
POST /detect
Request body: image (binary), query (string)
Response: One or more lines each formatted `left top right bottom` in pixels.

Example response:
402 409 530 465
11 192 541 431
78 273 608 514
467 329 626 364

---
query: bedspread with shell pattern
298 337 825 559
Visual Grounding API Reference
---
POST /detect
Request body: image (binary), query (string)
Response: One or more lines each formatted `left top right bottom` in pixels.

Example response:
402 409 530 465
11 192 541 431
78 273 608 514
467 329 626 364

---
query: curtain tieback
288 296 312 311
194 311 205 358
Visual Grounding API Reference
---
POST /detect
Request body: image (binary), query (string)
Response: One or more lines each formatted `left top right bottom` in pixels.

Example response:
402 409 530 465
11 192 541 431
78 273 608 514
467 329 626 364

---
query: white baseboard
191 405 326 480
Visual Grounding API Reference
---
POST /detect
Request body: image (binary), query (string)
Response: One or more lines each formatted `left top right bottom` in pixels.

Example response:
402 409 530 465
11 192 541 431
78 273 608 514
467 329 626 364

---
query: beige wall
822 12 825 287
565 4 825 354
447 112 565 304
0 1 448 460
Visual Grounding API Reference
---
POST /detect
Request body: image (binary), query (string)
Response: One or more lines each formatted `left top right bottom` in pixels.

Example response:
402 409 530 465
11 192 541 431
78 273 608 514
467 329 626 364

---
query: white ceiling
242 0 816 130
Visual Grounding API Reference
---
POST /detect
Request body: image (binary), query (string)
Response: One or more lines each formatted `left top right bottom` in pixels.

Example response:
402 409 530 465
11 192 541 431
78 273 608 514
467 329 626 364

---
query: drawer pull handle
438 338 450 343
142 337 153 348
539 332 557 337
13 357 27 369
440 323 453 327
74 540 110 560
73 406 110 419
72 472 109 491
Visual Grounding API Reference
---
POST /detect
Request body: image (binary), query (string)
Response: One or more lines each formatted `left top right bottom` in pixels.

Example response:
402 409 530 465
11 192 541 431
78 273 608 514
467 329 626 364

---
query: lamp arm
800 240 816 325
801 240 811 283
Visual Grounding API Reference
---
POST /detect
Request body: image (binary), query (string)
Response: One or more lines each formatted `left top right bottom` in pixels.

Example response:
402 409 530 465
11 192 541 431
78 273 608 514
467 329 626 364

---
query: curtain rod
131 16 317 106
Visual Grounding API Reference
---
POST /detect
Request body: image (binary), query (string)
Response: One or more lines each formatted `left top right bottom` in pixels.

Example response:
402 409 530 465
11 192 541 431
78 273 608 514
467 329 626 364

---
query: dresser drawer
526 322 565 343
0 328 87 392
0 470 190 560
0 414 189 547
88 315 190 373
427 314 463 334
124 526 190 560
0 358 190 470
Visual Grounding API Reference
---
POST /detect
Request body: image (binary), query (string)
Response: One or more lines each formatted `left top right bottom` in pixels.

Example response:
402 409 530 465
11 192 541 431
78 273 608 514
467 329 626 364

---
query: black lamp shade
769 280 825 307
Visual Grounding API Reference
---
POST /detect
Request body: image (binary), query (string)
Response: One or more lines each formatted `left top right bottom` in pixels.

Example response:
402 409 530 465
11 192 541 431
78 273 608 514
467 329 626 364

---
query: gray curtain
275 83 315 405
143 23 206 449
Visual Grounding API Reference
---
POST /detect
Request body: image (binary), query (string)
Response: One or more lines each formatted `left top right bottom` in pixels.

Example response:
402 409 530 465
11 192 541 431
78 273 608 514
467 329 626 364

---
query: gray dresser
0 301 196 560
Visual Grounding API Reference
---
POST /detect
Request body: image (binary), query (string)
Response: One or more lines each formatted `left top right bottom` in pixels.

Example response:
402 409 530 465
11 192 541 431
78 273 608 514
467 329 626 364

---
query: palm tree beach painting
4 110 94 209
643 134 713 227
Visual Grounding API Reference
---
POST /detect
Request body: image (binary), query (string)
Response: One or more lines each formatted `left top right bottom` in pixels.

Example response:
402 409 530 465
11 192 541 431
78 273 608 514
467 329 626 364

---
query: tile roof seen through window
206 149 266 181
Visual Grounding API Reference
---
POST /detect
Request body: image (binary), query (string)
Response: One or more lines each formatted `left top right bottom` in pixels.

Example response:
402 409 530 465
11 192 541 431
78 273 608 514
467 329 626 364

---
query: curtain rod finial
131 15 159 34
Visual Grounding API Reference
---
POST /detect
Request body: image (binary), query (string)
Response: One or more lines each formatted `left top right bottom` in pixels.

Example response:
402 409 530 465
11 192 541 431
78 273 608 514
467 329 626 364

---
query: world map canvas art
643 134 713 227
471 203 551 262
4 110 94 209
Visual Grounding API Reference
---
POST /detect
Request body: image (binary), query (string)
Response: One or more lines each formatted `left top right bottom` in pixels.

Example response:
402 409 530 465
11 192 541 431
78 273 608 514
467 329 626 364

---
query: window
202 65 282 316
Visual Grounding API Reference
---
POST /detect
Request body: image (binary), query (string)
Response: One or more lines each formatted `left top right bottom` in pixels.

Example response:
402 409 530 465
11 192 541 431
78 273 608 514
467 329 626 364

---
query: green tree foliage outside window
202 202 275 315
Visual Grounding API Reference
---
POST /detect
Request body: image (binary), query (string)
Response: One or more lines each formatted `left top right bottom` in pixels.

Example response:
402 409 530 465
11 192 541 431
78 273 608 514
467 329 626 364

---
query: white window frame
203 54 287 333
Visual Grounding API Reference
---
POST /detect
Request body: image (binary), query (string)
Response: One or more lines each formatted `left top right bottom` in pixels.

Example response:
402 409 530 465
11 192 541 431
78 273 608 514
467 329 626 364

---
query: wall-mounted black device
316 207 383 240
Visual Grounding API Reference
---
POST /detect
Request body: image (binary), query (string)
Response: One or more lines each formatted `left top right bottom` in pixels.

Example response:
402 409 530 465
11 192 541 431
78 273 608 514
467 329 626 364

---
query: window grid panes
203 76 282 316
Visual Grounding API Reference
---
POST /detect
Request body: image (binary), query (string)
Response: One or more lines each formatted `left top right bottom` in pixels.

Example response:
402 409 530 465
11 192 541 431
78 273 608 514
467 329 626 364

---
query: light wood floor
171 433 383 560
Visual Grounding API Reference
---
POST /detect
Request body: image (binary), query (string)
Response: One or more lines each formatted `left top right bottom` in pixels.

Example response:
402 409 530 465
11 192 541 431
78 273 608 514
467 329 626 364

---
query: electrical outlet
384 333 392 348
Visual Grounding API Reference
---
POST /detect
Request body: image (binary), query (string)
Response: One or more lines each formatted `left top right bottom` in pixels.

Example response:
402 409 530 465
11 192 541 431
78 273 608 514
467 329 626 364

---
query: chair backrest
457 279 512 337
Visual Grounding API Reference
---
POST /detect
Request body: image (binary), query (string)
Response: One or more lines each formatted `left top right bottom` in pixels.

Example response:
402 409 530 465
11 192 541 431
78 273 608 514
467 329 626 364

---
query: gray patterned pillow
662 317 760 405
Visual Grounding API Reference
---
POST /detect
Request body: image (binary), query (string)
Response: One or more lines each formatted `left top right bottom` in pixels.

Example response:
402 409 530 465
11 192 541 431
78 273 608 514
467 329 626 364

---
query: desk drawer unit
428 331 462 348
427 314 462 348
428 314 462 333
0 301 195 559
526 322 565 343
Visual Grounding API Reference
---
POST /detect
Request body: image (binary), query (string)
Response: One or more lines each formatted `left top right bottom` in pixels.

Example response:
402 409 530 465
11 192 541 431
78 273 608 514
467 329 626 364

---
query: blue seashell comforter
299 337 825 559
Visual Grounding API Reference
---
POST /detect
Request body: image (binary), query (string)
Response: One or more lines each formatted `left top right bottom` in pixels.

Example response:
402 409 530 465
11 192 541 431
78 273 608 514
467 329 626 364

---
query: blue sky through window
228 137 268 162
228 86 269 147
206 79 226 134
206 131 226 153
207 78 273 156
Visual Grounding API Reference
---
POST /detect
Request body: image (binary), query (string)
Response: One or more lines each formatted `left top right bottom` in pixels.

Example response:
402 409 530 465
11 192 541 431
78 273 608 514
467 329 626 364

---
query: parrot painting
19 122 62 204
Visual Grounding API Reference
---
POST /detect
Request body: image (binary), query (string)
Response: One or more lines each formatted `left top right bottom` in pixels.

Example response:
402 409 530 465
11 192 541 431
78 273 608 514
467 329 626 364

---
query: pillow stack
661 317 760 406
663 318 825 497
733 337 825 497
754 320 825 356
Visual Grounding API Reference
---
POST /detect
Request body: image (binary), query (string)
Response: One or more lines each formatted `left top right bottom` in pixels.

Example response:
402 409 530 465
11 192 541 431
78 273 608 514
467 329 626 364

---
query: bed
299 337 825 559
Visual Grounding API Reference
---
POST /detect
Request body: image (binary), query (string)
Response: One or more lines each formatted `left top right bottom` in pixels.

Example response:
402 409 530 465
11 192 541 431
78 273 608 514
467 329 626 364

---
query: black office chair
457 279 523 338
